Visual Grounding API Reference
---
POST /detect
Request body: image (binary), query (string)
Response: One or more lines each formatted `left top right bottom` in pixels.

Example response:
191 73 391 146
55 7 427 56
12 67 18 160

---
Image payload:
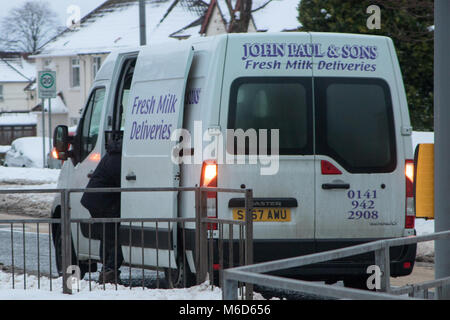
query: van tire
164 257 196 289
51 207 95 279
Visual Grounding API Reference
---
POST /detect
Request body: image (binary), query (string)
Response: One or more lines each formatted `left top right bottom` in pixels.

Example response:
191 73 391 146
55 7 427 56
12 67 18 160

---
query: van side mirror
53 125 71 160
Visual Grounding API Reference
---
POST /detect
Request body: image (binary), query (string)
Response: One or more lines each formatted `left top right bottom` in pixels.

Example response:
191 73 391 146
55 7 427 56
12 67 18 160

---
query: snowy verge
0 183 57 217
0 167 60 185
0 271 267 300
0 167 60 217
415 218 435 262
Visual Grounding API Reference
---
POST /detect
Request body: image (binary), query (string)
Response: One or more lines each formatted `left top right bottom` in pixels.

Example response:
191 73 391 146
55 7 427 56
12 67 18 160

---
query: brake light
321 160 342 175
405 160 415 229
203 163 217 187
405 161 414 187
200 160 218 230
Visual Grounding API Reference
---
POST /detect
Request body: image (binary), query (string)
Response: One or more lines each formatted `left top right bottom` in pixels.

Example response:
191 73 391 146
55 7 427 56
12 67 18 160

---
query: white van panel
310 33 406 239
218 33 316 242
121 43 194 268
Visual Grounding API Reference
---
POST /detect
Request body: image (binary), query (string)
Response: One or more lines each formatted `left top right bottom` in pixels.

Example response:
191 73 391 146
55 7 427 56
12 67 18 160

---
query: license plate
232 208 291 222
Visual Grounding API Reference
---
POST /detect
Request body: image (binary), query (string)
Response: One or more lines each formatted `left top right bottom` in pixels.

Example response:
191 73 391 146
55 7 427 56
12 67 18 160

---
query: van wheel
164 257 196 288
51 208 95 279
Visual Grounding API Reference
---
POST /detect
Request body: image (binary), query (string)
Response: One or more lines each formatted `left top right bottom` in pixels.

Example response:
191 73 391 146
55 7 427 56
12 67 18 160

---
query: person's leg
99 222 123 284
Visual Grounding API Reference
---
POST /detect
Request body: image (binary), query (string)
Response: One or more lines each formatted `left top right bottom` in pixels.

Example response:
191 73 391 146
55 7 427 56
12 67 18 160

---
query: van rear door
121 43 193 268
311 34 405 249
219 33 316 261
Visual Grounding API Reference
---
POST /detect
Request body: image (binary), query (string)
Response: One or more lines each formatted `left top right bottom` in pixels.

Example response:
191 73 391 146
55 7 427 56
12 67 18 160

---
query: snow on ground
0 167 60 185
0 167 60 217
0 271 221 300
0 271 268 300
0 183 58 217
415 218 435 262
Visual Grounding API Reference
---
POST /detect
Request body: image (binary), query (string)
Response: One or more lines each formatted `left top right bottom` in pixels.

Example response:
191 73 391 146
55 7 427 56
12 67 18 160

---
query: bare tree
226 0 273 33
0 1 60 53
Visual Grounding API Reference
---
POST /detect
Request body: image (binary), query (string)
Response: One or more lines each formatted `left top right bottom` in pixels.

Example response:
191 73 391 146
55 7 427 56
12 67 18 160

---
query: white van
52 32 417 288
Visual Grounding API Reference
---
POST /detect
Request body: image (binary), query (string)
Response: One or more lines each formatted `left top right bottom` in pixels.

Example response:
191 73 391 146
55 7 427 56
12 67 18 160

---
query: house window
92 56 102 80
0 84 3 102
70 58 80 88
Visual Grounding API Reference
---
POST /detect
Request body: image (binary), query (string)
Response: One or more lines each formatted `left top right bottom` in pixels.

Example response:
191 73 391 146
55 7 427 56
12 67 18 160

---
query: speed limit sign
38 71 57 99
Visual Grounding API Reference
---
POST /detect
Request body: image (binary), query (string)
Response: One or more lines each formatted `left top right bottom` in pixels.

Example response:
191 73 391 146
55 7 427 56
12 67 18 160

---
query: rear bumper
218 238 417 281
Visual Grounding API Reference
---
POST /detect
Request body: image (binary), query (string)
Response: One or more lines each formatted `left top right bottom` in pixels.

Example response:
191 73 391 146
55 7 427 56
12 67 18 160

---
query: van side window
227 77 313 155
80 87 106 161
315 78 396 173
113 58 136 133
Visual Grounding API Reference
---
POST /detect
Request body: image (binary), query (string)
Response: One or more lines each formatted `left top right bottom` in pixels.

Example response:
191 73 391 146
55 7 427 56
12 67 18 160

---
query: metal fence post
374 243 390 293
244 189 254 300
222 272 238 300
195 187 200 284
195 187 208 284
61 189 72 294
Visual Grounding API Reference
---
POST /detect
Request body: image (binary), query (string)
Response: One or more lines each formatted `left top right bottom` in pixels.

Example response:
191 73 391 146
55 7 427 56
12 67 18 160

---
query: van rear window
227 77 313 155
315 78 396 173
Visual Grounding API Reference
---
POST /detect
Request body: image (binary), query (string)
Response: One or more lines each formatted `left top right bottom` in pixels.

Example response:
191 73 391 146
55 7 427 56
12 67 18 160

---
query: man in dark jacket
81 138 123 284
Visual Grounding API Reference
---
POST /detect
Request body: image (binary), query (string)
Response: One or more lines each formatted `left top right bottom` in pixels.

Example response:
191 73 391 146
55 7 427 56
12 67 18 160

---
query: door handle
126 174 136 181
322 183 350 190
87 170 94 178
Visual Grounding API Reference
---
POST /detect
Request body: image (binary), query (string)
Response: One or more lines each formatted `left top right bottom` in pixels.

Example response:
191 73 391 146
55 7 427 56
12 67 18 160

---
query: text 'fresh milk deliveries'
241 42 378 72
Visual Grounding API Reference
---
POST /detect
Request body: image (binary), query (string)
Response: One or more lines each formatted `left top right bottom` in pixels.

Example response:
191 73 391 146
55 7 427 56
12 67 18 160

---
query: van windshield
227 77 313 155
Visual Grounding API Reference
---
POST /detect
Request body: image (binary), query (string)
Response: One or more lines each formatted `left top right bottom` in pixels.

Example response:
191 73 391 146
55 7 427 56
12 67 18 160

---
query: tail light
200 160 217 230
405 160 415 229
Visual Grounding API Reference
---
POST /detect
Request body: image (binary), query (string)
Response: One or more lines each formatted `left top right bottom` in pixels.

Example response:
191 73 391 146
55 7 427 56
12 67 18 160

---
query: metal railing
223 230 450 300
0 186 254 295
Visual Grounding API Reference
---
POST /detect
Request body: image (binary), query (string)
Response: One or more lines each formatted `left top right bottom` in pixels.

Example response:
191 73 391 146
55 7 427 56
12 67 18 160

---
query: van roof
109 32 392 54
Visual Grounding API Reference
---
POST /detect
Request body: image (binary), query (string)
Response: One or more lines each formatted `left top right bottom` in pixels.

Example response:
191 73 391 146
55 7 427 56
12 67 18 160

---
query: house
0 52 36 113
0 52 38 145
0 112 37 145
31 93 69 140
32 0 301 126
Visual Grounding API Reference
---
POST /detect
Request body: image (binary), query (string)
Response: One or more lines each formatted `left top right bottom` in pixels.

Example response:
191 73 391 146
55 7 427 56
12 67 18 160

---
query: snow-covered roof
42 95 68 114
0 113 37 126
34 0 208 58
0 55 36 83
32 95 68 114
34 0 302 58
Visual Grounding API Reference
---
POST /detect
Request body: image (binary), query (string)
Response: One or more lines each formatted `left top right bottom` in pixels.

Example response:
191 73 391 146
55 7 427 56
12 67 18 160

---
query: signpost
38 71 56 168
